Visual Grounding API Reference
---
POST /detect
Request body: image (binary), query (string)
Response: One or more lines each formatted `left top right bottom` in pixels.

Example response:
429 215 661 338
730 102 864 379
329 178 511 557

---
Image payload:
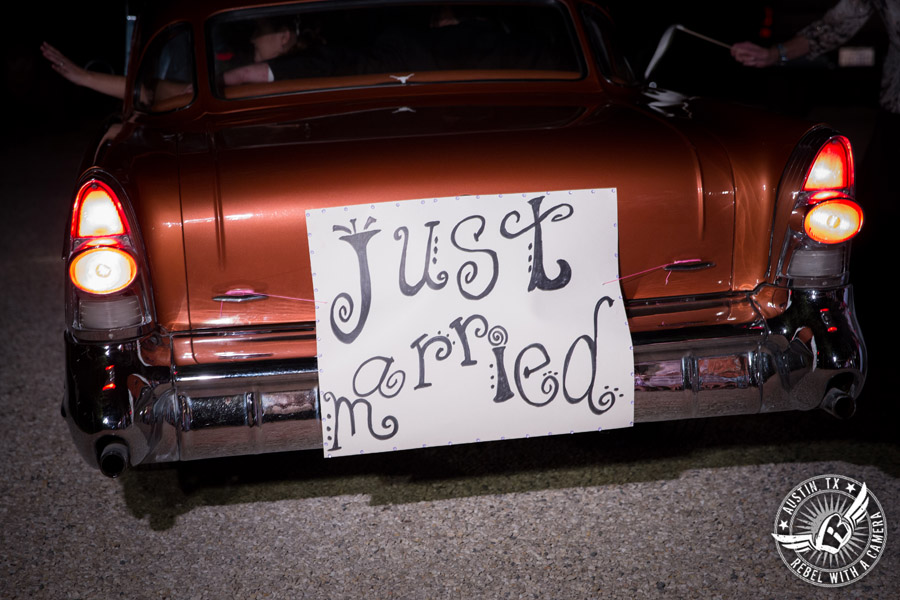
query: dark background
4 2 128 129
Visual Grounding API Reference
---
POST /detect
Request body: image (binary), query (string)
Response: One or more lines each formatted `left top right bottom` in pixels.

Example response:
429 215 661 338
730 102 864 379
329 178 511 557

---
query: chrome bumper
63 285 865 475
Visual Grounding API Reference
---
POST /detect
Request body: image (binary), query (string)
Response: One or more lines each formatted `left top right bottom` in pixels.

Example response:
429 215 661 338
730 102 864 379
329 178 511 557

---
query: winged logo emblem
773 483 869 555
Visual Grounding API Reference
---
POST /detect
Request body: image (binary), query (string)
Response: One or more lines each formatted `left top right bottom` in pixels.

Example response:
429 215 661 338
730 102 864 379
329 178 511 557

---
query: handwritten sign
307 189 633 457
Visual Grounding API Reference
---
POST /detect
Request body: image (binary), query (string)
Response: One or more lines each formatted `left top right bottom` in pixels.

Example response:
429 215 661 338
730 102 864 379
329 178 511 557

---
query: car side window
580 5 637 86
134 23 195 113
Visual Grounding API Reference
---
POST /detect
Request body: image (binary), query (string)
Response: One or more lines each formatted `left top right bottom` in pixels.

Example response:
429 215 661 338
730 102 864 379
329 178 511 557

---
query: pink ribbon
604 258 703 285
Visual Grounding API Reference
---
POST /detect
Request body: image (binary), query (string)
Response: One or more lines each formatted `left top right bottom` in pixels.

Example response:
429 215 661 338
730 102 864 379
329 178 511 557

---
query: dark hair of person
251 16 325 52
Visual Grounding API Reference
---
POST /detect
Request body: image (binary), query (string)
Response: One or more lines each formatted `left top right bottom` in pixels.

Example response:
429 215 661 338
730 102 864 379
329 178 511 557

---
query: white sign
307 189 633 457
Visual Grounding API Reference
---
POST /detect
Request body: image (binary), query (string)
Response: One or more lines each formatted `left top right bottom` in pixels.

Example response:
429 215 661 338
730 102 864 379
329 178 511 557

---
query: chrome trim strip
63 285 865 471
184 322 316 337
212 293 269 302
175 358 318 383
663 261 715 272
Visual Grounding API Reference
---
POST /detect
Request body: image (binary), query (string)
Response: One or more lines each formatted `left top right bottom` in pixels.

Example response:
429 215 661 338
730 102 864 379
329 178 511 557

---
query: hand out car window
207 1 585 99
134 23 196 113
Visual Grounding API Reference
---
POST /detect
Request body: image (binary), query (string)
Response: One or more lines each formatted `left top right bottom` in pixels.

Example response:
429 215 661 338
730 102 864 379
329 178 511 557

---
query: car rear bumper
63 285 865 475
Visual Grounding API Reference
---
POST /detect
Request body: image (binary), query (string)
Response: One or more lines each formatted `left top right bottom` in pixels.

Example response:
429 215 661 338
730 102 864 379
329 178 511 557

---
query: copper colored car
63 0 866 476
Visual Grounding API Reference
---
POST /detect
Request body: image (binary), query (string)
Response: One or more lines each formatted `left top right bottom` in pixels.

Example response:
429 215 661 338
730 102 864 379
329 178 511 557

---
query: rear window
207 1 584 99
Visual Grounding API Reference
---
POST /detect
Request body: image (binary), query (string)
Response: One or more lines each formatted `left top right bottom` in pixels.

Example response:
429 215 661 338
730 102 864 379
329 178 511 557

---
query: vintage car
63 0 866 477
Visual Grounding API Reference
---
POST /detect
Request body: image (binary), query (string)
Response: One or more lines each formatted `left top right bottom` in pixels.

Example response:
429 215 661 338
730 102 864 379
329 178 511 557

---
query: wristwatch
776 43 789 65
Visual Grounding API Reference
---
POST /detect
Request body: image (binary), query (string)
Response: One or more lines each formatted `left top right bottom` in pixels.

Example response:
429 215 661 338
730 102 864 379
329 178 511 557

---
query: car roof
138 0 584 29
126 0 616 119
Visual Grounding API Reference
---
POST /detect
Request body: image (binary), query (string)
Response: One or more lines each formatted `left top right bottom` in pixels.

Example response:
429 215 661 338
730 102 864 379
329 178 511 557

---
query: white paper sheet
307 189 633 456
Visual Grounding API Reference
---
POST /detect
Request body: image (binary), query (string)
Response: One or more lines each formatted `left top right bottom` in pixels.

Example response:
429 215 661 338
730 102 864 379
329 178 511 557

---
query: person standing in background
731 0 897 250
731 0 897 114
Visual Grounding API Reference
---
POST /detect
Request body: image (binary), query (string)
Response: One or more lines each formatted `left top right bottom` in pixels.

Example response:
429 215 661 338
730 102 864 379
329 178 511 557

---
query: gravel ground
1 123 897 600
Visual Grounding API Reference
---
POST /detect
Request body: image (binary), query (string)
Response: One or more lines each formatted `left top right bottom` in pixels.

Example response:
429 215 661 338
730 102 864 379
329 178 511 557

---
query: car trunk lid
176 100 736 360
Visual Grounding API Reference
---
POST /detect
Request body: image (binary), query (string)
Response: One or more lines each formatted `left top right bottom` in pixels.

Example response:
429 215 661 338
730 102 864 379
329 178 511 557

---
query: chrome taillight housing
776 132 863 288
65 177 154 340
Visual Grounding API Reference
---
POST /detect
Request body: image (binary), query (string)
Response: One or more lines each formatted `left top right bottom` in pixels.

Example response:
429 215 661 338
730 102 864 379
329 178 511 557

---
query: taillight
799 135 862 244
69 247 138 294
802 136 854 191
72 180 129 238
778 131 862 288
66 177 152 337
69 180 137 296
804 199 863 244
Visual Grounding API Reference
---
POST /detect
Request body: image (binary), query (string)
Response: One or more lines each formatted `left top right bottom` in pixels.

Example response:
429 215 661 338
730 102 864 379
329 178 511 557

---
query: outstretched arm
731 36 810 68
41 42 126 99
222 63 273 86
732 0 873 69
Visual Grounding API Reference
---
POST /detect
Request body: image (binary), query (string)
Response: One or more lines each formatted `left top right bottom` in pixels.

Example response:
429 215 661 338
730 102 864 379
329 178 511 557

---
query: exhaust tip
820 387 856 420
98 440 130 478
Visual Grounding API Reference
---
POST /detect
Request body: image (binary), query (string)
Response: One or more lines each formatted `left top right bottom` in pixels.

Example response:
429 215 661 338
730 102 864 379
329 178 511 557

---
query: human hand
41 42 89 86
730 41 778 68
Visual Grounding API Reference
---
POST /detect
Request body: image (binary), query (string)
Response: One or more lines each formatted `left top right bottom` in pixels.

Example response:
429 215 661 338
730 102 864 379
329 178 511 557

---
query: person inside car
222 16 327 85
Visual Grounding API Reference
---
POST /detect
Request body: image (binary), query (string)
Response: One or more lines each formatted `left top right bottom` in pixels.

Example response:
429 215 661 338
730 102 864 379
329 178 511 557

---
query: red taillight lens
72 180 128 238
66 177 152 334
804 199 863 244
803 136 854 191
69 247 138 294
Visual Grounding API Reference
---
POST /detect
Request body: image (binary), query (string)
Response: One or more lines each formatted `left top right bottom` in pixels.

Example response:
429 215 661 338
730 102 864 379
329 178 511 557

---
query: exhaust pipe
98 440 130 478
820 387 856 420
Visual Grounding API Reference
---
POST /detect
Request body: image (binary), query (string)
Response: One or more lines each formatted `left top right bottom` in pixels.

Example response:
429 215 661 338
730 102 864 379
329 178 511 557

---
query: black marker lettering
500 196 573 292
410 333 453 390
323 391 398 452
488 325 515 403
451 215 499 300
514 343 558 407
395 221 448 296
448 314 489 366
330 218 380 344
352 355 406 399
562 296 619 415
